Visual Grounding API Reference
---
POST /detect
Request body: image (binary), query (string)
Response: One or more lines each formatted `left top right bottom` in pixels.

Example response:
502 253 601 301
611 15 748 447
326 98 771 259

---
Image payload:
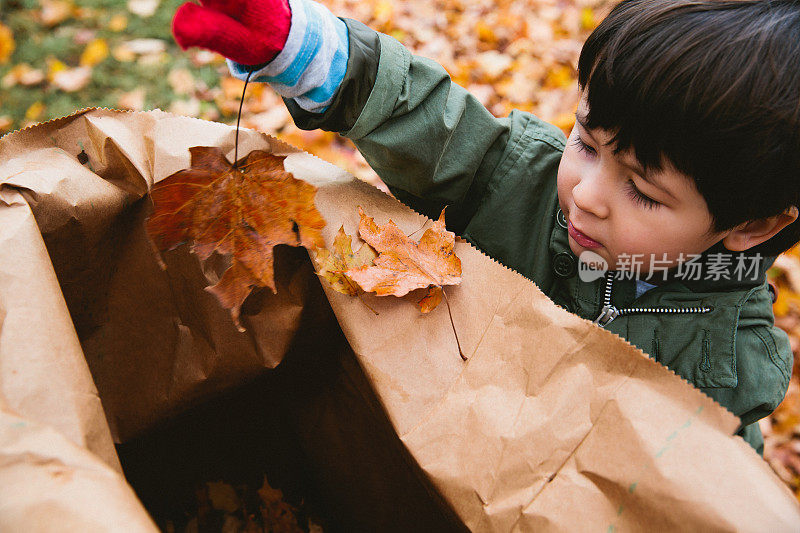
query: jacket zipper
594 271 713 326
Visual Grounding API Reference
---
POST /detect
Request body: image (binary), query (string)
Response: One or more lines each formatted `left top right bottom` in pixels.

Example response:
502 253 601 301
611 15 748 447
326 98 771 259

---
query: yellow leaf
373 0 393 24
221 76 245 100
108 14 128 32
314 226 377 296
551 112 576 134
0 22 15 64
544 65 574 89
346 207 461 303
772 284 800 317
25 102 45 121
46 57 68 82
476 21 496 43
580 8 596 31
80 38 108 67
773 289 789 317
147 147 327 327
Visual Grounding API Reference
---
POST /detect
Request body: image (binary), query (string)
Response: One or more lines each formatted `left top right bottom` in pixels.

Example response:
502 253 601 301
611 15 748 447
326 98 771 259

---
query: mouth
567 220 602 249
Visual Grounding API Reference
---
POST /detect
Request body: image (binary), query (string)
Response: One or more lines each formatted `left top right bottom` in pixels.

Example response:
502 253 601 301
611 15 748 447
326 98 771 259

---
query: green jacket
285 20 794 454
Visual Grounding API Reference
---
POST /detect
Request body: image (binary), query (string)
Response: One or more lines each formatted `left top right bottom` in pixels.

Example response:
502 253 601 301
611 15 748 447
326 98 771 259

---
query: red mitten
172 0 291 66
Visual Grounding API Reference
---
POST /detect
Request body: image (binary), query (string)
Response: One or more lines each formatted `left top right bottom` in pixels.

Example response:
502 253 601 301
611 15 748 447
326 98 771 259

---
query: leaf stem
234 70 254 169
357 293 380 315
442 289 466 361
406 219 428 238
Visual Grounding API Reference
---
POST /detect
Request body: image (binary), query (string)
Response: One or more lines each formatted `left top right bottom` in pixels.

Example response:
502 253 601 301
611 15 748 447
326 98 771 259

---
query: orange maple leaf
147 146 325 328
346 207 461 311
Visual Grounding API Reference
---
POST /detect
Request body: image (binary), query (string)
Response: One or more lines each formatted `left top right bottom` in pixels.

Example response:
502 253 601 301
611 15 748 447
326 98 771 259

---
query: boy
172 0 800 454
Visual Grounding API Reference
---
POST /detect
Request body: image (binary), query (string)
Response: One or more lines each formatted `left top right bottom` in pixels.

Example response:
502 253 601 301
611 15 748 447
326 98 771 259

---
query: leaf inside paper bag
146 146 326 328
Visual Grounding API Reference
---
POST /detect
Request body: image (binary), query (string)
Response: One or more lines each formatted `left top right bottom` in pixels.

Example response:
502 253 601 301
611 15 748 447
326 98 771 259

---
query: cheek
610 217 708 264
556 149 580 206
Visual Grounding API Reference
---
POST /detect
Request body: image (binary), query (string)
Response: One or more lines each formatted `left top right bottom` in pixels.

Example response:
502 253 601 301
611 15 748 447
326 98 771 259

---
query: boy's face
556 98 727 274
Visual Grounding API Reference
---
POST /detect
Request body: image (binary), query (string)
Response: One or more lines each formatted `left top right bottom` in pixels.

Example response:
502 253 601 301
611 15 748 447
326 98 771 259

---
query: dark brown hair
578 0 800 256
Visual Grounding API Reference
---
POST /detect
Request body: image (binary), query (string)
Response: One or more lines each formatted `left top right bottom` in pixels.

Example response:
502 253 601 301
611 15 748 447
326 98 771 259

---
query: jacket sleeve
232 9 566 276
703 323 793 455
288 20 525 233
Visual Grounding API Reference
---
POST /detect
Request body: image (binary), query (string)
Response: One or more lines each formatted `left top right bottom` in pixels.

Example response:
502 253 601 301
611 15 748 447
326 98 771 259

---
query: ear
722 206 799 252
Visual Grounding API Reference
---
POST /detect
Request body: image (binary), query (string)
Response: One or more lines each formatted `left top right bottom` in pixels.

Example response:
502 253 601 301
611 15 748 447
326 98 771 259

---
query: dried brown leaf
147 146 325 328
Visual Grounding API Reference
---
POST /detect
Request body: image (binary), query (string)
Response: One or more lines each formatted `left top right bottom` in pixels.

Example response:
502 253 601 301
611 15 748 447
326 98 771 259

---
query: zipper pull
594 305 619 326
595 272 618 326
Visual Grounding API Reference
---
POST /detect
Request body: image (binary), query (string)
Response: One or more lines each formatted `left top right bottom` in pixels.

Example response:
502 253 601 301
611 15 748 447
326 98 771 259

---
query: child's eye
571 136 597 157
626 179 660 209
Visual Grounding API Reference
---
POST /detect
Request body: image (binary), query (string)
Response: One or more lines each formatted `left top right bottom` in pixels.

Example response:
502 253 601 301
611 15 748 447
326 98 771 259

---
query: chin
567 239 583 257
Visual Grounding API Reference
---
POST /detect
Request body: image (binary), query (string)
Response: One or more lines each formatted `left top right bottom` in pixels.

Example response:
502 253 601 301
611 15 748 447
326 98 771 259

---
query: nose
571 169 610 219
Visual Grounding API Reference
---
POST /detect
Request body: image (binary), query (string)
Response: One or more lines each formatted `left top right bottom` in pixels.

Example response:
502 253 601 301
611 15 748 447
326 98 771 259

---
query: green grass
0 0 224 130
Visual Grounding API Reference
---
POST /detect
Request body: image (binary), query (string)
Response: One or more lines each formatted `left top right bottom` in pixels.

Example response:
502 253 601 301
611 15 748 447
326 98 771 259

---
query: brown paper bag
0 399 157 532
0 108 798 531
0 109 313 443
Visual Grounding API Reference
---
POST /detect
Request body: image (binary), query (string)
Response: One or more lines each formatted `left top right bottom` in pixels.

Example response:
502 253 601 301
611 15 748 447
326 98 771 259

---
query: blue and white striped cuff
227 0 349 113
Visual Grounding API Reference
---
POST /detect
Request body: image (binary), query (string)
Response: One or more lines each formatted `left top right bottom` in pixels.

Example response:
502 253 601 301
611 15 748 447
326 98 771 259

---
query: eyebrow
574 112 676 201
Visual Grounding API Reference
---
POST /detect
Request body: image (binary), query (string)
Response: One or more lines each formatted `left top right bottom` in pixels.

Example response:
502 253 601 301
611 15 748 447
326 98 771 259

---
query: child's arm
173 0 565 234
705 320 793 455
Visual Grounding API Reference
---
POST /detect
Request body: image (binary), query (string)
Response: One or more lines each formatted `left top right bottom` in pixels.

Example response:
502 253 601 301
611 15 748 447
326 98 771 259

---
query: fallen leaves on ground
0 0 613 183
257 477 307 533
175 478 321 533
2 64 45 87
766 246 800 501
147 147 326 328
51 66 92 92
0 22 14 64
39 0 74 27
79 38 109 67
